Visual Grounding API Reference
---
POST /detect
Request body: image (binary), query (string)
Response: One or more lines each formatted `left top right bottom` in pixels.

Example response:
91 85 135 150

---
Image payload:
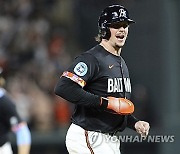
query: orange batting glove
101 97 134 115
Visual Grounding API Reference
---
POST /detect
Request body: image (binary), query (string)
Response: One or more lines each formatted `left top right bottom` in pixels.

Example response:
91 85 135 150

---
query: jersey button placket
119 59 126 98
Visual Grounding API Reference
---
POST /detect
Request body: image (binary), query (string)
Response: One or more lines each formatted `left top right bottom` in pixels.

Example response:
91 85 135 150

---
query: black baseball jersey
0 88 22 146
55 45 138 133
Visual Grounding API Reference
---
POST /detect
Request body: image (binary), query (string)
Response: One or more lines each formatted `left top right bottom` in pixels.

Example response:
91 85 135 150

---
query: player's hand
107 97 134 115
135 121 150 139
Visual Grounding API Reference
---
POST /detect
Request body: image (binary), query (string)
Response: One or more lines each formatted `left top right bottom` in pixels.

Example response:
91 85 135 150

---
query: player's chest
99 59 129 78
96 60 131 94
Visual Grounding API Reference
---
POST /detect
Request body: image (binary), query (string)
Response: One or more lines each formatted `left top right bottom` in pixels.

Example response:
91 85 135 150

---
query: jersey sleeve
126 114 139 130
54 53 104 108
63 53 99 87
0 94 22 130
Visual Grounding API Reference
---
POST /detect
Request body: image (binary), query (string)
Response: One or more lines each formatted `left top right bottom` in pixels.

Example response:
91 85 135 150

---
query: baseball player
55 4 150 154
0 67 31 154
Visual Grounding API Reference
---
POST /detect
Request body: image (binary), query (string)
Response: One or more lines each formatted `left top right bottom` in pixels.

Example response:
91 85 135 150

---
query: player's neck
100 40 122 56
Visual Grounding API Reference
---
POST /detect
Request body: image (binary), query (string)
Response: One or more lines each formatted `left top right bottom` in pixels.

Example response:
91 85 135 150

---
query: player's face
108 22 129 49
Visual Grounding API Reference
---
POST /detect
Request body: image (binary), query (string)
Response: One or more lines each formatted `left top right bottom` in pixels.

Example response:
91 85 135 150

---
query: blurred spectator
0 67 31 154
6 71 56 132
54 96 72 128
0 0 74 132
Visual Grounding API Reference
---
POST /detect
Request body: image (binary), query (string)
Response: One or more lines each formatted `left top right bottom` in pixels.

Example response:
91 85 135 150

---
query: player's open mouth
116 34 125 40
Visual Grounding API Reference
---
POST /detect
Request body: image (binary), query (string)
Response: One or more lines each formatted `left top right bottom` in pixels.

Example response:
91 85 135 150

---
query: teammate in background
55 4 150 154
0 67 31 154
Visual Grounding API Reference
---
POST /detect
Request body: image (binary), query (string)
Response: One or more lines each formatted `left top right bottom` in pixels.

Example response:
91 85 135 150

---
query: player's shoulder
81 45 108 61
75 45 100 61
85 44 105 56
0 89 11 109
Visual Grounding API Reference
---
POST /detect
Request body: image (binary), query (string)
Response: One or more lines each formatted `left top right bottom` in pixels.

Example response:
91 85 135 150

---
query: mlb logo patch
74 62 88 76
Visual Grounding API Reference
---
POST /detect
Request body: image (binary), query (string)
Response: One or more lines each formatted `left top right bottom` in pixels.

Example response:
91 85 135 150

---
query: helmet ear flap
100 27 111 39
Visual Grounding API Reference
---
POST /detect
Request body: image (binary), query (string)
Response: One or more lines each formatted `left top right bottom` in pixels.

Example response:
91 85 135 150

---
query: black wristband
100 97 108 109
127 115 139 131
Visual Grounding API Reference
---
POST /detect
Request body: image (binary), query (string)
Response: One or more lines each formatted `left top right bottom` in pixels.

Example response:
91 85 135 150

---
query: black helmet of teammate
97 5 135 40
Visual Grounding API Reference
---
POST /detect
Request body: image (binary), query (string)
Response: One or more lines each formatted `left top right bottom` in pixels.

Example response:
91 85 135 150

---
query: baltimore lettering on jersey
108 78 131 93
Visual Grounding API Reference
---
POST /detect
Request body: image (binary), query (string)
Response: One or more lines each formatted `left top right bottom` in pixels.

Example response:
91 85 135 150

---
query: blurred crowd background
0 0 179 154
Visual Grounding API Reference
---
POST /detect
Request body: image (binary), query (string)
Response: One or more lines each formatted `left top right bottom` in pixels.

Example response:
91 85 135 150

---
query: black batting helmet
97 4 135 40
